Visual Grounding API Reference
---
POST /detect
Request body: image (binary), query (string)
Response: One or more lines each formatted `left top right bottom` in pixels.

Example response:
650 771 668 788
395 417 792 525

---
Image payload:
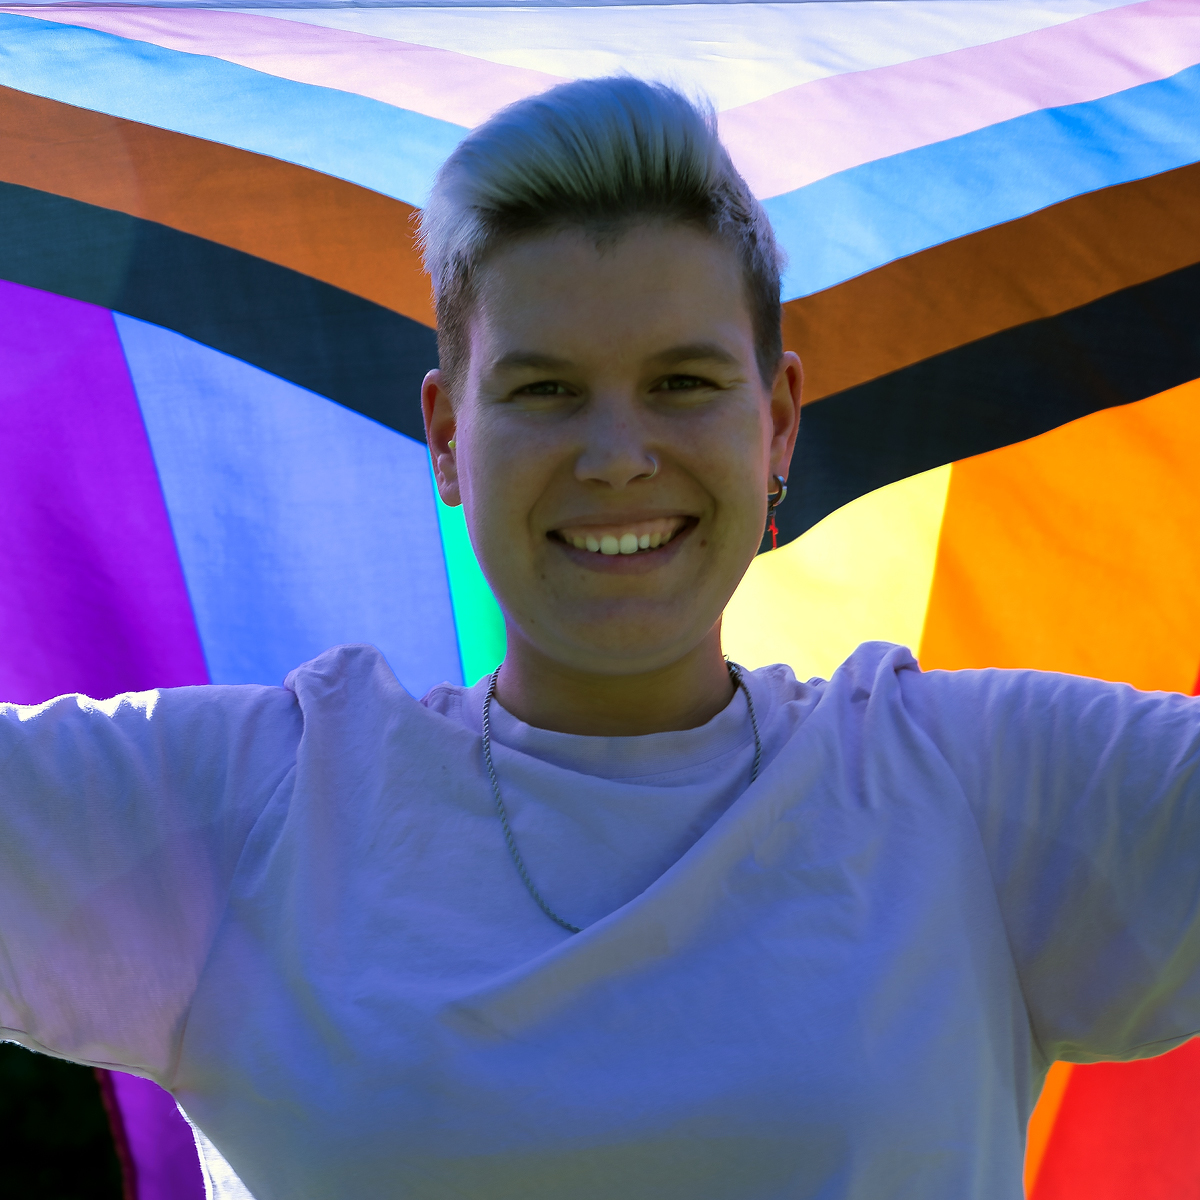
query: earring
448 439 456 450
766 474 787 550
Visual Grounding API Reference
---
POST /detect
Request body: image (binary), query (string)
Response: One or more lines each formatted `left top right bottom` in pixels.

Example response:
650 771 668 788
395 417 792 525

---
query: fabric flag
1 0 1198 1196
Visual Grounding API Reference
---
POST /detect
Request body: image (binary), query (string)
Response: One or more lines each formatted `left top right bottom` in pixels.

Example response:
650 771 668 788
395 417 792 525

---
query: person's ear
422 369 460 507
768 351 803 481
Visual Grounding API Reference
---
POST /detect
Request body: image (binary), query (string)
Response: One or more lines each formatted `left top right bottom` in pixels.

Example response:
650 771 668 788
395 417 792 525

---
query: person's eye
653 374 716 395
513 380 572 398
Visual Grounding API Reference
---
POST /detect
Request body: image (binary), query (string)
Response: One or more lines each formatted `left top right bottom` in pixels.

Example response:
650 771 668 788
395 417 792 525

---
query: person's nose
573 392 657 489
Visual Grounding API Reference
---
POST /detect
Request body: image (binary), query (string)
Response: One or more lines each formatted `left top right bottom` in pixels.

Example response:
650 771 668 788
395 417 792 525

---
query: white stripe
234 0 1144 110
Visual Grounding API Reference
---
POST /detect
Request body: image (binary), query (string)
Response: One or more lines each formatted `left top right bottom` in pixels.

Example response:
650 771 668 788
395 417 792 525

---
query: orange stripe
1024 1062 1075 1197
785 164 1200 405
919 376 1200 692
0 85 433 326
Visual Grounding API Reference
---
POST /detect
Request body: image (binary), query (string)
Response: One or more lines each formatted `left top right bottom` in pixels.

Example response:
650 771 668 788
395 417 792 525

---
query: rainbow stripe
2 3 1198 1197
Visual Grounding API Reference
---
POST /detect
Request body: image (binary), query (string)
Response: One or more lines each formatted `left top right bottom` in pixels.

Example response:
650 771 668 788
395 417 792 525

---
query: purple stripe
0 279 208 1199
0 280 209 703
109 1074 206 1200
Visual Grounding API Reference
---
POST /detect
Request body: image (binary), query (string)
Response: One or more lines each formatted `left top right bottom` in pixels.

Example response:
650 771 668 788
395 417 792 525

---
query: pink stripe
8 6 562 129
720 0 1200 199
0 280 209 704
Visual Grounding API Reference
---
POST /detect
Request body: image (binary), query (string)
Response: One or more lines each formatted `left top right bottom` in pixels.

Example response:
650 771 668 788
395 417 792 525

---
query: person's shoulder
418 673 493 735
822 642 1054 724
283 644 445 712
283 643 394 694
281 643 473 730
749 642 920 699
419 679 468 721
829 641 920 688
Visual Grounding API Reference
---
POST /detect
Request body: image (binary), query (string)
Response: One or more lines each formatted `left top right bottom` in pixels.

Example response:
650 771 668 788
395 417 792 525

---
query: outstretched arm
902 665 1200 1064
0 681 300 1082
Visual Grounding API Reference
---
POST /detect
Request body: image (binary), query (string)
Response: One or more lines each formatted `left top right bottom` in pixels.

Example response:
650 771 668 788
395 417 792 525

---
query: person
2 76 1199 1200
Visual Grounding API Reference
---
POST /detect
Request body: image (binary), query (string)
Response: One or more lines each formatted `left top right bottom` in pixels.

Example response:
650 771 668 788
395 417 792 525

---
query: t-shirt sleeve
0 682 301 1080
901 664 1200 1063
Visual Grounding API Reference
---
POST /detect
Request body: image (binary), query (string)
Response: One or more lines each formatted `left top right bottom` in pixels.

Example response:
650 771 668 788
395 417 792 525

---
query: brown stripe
785 161 1200 405
12 84 1197 379
0 85 433 326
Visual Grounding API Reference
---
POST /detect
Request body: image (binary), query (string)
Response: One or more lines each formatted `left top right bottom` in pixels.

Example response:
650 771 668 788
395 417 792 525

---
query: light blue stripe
770 63 1200 300
0 13 465 207
9 11 1197 308
116 314 463 695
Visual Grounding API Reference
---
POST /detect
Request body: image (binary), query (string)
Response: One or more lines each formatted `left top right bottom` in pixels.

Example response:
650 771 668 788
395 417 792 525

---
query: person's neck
493 627 735 737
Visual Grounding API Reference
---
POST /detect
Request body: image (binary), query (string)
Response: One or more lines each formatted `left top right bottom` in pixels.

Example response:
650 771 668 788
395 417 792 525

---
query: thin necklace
481 660 763 935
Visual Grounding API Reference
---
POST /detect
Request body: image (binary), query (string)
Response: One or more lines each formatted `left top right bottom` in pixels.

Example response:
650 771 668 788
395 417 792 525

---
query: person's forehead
478 222 741 288
469 224 753 358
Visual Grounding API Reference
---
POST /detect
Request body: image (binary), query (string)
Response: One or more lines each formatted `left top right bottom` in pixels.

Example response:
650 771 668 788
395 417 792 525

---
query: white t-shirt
2 641 1199 1200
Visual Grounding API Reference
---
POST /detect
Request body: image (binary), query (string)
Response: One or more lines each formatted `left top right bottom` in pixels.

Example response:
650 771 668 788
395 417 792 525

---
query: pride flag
2 1 1198 1196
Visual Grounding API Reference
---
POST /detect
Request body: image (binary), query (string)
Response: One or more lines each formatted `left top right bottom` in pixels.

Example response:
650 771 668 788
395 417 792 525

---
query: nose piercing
639 455 659 480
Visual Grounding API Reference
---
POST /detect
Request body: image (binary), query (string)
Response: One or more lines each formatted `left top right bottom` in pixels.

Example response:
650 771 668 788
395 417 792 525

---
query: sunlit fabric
1 1 1198 1196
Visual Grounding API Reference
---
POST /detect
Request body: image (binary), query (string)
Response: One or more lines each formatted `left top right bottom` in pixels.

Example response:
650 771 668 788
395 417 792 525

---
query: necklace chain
481 660 763 935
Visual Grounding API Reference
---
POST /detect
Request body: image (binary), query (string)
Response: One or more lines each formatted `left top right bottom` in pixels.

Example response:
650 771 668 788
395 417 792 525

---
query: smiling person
3 77 1200 1200
420 82 800 745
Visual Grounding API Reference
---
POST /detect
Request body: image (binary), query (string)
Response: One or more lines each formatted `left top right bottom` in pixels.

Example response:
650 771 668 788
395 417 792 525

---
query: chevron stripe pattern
1 2 1198 1195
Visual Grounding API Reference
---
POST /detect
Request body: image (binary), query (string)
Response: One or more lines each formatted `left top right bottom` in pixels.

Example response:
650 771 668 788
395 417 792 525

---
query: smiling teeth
558 518 686 555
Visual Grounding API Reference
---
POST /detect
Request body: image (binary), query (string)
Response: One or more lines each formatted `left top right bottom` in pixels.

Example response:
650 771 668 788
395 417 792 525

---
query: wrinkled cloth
2 641 1199 1200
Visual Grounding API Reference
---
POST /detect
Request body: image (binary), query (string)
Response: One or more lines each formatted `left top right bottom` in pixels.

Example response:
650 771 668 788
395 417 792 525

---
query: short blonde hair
419 76 784 388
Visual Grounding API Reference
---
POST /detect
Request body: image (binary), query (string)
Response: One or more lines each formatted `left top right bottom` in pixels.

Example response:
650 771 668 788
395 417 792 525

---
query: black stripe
0 182 436 443
773 260 1200 548
8 182 1197 551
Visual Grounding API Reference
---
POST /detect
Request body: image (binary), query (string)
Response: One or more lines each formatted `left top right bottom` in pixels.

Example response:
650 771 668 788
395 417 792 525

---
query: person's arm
0 681 301 1081
901 665 1200 1063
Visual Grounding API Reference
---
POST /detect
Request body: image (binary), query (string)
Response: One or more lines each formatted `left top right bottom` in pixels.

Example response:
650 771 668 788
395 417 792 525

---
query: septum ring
638 455 659 480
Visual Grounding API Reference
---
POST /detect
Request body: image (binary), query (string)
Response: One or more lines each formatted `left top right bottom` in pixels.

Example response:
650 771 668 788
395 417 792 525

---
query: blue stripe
768 63 1200 301
0 13 465 207
116 315 463 695
8 11 1197 308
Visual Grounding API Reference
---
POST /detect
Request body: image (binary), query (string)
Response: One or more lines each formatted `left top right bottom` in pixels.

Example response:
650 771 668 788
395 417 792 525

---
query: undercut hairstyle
419 76 785 390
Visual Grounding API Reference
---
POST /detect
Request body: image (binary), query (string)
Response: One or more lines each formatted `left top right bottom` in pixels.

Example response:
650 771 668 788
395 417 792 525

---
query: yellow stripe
722 465 951 679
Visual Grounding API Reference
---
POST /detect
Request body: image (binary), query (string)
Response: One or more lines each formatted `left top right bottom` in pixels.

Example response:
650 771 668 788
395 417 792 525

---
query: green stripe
432 475 506 686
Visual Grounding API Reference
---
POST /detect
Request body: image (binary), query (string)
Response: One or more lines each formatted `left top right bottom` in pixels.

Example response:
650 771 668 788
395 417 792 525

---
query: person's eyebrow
490 351 576 373
649 342 741 369
488 343 741 374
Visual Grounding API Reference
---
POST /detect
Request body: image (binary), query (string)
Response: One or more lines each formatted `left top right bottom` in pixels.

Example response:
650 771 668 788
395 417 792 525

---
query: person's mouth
551 515 691 556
